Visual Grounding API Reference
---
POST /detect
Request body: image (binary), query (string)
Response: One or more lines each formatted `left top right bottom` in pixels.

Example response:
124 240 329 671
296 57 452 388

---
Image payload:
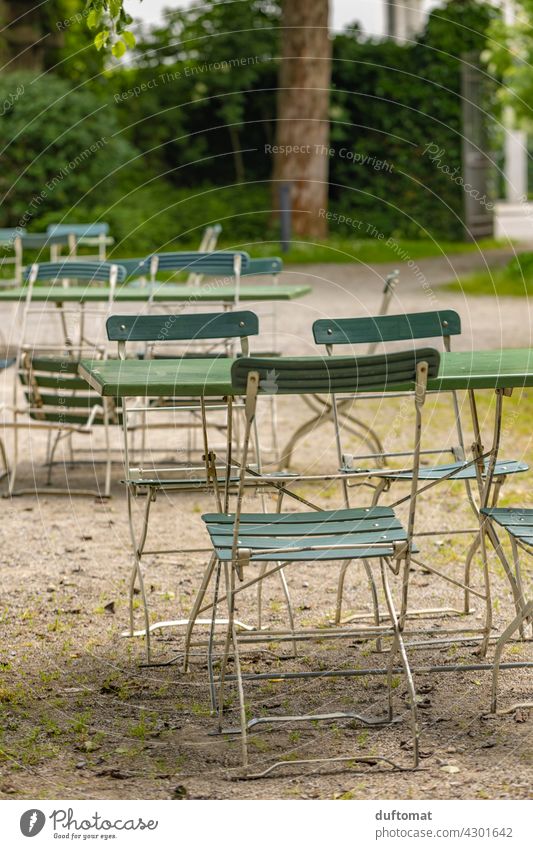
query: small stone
440 765 460 774
75 761 86 769
172 785 188 800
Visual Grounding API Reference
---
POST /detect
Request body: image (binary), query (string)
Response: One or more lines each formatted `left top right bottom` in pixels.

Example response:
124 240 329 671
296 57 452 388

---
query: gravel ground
0 252 532 800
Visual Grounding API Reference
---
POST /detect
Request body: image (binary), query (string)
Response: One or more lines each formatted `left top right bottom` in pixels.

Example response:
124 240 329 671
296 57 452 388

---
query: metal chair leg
183 553 217 673
381 561 420 768
491 600 533 714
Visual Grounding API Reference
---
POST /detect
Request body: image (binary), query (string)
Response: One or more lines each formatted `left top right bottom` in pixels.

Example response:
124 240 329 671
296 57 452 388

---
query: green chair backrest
150 251 249 276
19 353 108 426
231 349 441 395
107 310 259 342
47 223 110 237
20 233 70 250
243 257 283 276
24 261 127 284
0 227 25 244
313 310 461 346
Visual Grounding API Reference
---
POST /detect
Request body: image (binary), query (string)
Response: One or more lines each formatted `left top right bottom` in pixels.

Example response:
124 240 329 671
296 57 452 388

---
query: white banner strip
1 799 531 848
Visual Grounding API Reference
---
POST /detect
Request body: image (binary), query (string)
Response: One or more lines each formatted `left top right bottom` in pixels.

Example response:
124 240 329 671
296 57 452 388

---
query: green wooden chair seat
349 459 528 481
481 508 533 546
203 506 418 562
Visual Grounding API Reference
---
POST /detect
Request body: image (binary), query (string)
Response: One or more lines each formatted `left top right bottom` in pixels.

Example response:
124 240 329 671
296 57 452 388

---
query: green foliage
112 1 279 185
83 182 274 255
330 0 497 241
0 71 134 228
107 0 495 243
485 1 533 128
85 0 135 56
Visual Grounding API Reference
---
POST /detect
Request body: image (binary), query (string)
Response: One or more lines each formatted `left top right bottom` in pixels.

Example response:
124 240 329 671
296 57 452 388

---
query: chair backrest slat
313 311 461 346
107 311 259 342
231 350 440 395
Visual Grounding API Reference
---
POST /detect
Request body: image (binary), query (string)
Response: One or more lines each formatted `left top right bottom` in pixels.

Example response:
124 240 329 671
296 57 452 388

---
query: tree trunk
0 1 46 70
272 0 331 239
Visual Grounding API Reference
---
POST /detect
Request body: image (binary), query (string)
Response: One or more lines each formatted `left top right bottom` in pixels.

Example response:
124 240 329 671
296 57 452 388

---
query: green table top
0 283 311 303
80 348 533 399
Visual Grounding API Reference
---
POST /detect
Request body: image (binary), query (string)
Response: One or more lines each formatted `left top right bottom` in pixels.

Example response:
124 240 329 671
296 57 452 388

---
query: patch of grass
228 237 504 266
444 251 533 297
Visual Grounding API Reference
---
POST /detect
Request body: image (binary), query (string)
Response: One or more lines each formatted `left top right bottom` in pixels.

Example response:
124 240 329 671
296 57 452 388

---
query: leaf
108 0 122 18
122 30 136 49
112 40 127 59
94 29 109 51
87 9 101 29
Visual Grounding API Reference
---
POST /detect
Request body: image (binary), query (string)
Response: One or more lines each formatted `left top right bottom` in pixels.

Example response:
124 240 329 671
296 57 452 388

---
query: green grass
101 235 505 267
217 236 504 265
445 251 533 297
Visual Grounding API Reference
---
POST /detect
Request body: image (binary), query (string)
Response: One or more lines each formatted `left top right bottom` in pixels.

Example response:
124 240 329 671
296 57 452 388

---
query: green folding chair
479 507 533 715
313 310 528 631
5 261 126 496
106 310 292 662
186 347 441 775
6 348 117 496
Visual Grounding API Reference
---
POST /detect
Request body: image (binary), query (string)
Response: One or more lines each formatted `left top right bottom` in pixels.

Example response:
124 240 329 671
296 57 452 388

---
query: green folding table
80 348 533 397
0 283 311 304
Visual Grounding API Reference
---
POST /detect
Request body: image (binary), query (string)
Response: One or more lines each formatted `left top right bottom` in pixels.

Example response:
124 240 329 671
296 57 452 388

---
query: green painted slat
24 392 101 408
203 507 394 524
385 459 528 481
211 530 407 550
206 517 402 537
482 508 533 520
28 412 104 425
214 545 415 562
20 373 92 390
106 311 259 342
313 311 461 346
25 357 82 374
